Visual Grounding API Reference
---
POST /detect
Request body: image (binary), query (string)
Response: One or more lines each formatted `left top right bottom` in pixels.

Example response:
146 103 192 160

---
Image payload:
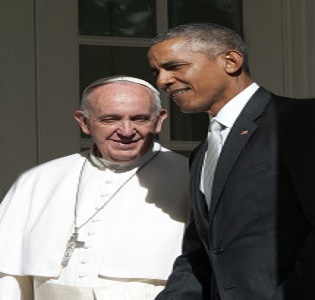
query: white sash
34 279 164 300
34 280 94 300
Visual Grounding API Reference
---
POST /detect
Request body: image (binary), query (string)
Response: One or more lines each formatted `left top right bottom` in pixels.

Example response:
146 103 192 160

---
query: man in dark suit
148 23 315 300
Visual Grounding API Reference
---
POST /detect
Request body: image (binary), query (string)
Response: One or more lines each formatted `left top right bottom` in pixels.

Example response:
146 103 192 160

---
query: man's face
75 82 167 162
148 38 231 116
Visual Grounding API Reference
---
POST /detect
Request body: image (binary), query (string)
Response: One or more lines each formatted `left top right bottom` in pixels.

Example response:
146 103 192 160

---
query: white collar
89 142 161 172
212 82 259 129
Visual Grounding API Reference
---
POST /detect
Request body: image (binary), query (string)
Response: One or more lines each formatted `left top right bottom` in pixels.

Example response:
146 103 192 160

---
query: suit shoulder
270 94 315 115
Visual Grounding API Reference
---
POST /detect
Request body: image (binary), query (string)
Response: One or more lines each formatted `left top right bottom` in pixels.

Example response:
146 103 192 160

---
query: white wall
35 0 78 161
0 0 37 198
244 0 315 98
0 0 79 199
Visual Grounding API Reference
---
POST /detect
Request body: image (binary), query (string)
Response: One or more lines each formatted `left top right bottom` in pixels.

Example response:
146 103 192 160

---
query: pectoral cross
61 231 85 268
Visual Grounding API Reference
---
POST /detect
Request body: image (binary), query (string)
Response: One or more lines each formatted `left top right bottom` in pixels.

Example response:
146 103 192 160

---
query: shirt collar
88 142 161 172
212 82 259 129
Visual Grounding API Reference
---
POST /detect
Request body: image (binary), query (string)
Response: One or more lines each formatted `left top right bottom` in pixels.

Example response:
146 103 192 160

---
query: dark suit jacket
156 87 315 300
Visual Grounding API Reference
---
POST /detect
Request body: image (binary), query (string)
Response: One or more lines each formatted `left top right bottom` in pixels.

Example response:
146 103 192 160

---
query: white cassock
0 142 191 300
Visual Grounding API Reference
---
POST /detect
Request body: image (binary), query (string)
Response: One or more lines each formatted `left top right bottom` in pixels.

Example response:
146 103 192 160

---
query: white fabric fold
0 143 190 282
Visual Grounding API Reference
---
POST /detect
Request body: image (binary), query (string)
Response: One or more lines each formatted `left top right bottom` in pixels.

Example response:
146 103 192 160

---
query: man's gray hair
151 23 250 75
81 75 162 117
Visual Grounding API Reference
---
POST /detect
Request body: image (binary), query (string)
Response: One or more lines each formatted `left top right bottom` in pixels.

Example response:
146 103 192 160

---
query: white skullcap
82 75 159 97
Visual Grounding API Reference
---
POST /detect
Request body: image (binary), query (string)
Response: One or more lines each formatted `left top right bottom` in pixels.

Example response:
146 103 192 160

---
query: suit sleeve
273 101 315 299
155 216 211 300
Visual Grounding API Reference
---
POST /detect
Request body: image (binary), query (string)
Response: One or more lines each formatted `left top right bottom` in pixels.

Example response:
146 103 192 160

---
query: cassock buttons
81 259 90 264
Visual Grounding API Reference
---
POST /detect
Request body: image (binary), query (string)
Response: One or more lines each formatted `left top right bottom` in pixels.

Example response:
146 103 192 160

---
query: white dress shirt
201 82 260 193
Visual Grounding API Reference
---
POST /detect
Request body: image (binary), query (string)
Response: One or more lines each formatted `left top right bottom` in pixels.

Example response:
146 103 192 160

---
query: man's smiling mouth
169 88 190 98
114 140 138 145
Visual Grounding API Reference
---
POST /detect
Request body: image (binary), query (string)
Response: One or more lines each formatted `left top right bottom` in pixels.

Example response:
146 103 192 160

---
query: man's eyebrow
151 60 183 72
150 60 186 75
93 113 119 119
161 61 183 68
131 114 152 119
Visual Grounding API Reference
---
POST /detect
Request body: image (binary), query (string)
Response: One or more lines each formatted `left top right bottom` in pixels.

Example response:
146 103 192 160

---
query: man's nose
156 70 175 90
117 120 136 136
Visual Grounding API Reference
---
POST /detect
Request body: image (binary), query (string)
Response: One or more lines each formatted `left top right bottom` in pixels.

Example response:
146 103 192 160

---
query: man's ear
74 110 90 135
224 50 244 74
155 109 168 134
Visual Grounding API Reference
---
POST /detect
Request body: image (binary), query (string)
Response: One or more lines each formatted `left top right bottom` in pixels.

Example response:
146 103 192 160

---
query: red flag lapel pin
240 129 248 135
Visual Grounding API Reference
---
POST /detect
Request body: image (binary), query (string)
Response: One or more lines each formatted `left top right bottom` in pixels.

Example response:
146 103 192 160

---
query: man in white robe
0 76 191 300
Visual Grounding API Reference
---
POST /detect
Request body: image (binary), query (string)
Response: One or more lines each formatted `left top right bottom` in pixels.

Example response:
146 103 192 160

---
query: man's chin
109 149 140 163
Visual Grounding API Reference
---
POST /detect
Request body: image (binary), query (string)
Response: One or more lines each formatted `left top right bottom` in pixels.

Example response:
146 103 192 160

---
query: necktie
203 119 222 208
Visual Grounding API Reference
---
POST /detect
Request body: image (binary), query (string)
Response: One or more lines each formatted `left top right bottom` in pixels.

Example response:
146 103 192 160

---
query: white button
81 259 89 264
78 274 88 278
83 244 90 249
105 179 112 184
88 231 97 236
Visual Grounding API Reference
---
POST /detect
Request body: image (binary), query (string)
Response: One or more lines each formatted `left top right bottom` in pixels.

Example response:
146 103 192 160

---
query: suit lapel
190 140 210 225
208 87 273 221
